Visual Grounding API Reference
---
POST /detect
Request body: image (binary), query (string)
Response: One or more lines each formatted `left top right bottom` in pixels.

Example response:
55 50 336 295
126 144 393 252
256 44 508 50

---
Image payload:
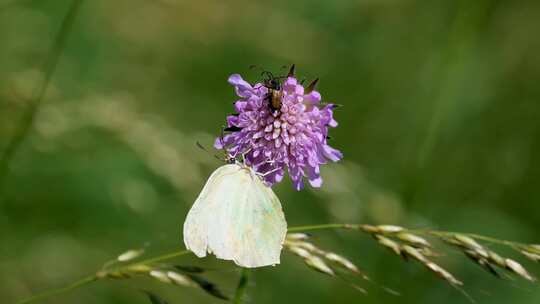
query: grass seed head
526 245 540 255
425 262 463 286
305 255 335 276
454 235 483 250
295 241 326 255
167 271 195 287
505 259 536 282
377 225 404 234
396 233 431 247
375 235 401 256
288 246 312 259
324 252 360 274
286 233 311 241
117 249 145 262
487 251 506 268
150 270 172 284
127 264 152 274
401 245 427 263
521 251 540 262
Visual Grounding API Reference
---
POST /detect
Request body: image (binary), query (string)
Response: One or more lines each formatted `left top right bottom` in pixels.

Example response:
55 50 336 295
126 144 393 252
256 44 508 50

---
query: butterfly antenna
196 141 209 153
196 141 224 162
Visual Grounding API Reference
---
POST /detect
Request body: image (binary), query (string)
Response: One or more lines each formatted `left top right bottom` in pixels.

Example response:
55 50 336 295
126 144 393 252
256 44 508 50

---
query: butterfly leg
259 167 281 177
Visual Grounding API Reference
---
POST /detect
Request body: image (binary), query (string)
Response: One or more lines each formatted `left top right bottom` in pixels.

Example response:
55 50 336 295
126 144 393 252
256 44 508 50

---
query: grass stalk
0 0 83 194
232 268 250 304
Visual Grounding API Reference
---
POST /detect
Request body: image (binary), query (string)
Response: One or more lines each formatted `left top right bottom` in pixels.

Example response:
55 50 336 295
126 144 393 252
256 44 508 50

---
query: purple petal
323 144 343 162
304 91 321 105
228 74 254 98
308 176 323 187
214 137 224 149
227 115 239 127
292 177 304 191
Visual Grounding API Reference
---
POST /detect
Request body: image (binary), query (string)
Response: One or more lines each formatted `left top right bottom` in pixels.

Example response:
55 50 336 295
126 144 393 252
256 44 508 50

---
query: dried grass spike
377 225 404 234
288 246 312 259
167 271 194 287
295 241 326 255
487 251 506 268
324 252 360 274
521 251 540 262
117 249 145 262
360 225 379 234
530 244 540 251
286 233 311 241
305 255 335 276
149 270 172 284
127 264 152 274
525 245 540 255
463 250 499 277
425 263 463 286
401 245 428 263
396 233 431 247
102 270 132 279
454 235 483 250
505 259 536 282
375 235 401 256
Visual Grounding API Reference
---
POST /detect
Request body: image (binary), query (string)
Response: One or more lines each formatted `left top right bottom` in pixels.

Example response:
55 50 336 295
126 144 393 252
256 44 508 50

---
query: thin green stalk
411 230 526 249
288 223 530 249
0 0 83 194
233 268 250 304
16 275 97 304
15 224 532 304
287 223 350 232
125 249 190 267
15 249 190 304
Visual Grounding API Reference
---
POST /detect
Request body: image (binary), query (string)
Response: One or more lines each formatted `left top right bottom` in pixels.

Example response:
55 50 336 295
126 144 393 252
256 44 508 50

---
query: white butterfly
183 163 287 268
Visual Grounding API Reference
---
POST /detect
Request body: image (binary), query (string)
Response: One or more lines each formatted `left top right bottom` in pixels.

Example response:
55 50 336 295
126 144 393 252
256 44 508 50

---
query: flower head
215 69 342 190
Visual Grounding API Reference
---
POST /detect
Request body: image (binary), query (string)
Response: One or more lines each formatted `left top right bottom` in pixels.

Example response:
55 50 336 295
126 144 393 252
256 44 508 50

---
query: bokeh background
1 0 539 303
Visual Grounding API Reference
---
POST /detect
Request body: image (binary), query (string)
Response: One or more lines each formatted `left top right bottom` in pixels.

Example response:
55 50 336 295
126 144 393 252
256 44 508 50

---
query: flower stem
233 268 250 304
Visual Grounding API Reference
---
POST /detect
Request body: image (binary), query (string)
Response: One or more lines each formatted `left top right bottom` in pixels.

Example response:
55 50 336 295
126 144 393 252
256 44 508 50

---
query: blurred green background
1 0 539 303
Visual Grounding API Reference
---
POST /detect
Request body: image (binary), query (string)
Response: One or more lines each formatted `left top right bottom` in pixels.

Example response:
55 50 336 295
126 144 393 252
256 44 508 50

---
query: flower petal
323 144 343 162
228 74 254 98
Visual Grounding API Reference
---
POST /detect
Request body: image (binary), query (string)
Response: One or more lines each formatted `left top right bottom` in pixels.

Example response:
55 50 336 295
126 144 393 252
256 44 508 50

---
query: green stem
15 275 97 304
125 249 190 267
287 223 350 232
15 223 534 304
15 249 190 304
0 0 83 194
413 230 526 249
288 223 530 249
232 268 250 304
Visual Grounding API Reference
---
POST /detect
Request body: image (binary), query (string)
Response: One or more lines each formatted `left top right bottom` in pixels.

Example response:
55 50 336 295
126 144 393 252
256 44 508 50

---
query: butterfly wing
183 164 287 268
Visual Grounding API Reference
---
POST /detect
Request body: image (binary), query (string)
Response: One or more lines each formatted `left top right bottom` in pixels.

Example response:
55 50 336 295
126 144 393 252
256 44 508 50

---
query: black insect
251 64 321 112
259 64 296 112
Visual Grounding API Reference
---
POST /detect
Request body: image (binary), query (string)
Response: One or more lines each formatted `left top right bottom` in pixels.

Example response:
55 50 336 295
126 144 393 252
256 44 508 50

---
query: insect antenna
195 141 223 162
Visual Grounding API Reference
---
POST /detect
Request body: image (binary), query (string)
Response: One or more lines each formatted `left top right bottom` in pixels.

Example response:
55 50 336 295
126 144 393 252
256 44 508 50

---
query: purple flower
215 72 342 190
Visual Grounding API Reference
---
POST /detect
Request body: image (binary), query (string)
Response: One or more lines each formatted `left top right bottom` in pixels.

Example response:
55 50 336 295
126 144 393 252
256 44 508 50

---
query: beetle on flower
215 65 343 190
